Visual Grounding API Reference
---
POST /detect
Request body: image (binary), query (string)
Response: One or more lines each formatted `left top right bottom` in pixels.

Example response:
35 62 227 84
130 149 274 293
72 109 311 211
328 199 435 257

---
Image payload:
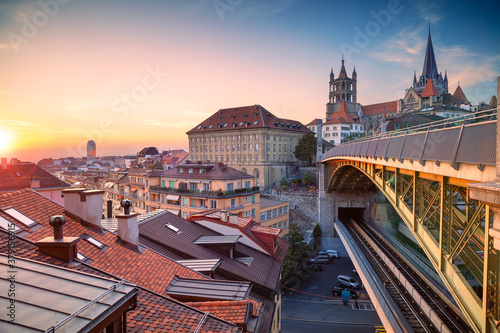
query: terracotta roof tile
0 163 70 191
361 100 398 116
0 230 239 333
421 78 440 98
452 84 469 104
186 105 311 134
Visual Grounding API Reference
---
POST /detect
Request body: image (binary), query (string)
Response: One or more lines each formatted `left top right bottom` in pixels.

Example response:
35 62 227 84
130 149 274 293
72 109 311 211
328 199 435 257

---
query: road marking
351 303 375 311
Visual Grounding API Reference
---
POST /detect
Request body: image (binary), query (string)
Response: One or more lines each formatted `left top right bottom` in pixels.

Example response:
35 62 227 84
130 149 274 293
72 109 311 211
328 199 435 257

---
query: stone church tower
326 57 361 118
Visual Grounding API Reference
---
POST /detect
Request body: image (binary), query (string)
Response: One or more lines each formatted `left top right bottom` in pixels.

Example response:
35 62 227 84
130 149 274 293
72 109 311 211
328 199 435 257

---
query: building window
210 200 217 209
231 198 236 207
161 180 165 187
169 181 175 188
245 181 250 188
189 183 198 191
255 144 258 151
251 208 256 217
161 195 165 203
249 144 252 151
203 183 209 191
227 183 234 191
260 213 266 221
182 197 188 206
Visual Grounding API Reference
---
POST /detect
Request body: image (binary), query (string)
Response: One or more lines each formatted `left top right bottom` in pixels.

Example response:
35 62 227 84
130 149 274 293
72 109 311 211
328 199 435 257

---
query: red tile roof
0 190 205 294
325 99 356 124
452 84 469 104
0 163 70 191
184 300 251 324
421 78 440 98
361 100 398 116
0 230 239 333
186 105 312 134
161 162 253 181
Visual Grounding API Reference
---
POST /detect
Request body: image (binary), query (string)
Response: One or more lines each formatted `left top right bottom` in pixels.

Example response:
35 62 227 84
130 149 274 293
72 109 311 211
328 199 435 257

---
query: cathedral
401 23 469 112
326 57 361 117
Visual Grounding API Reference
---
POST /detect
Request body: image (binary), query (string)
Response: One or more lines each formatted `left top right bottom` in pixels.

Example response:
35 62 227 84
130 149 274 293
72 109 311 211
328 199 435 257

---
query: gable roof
361 100 398 116
0 230 240 333
0 163 70 192
161 162 253 180
324 99 356 124
421 78 440 98
138 211 285 293
138 147 159 157
453 84 469 104
186 105 311 135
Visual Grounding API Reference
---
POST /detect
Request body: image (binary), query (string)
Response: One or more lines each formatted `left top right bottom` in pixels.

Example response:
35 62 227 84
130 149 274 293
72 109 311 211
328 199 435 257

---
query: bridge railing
348 108 497 145
322 108 497 169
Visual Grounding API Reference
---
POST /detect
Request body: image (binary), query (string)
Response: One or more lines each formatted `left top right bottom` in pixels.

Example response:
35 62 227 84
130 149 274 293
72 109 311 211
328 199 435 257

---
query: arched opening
253 168 260 186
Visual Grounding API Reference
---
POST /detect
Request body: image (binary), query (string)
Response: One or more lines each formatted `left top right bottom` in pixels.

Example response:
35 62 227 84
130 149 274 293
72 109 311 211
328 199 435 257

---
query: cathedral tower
413 22 448 96
326 57 360 117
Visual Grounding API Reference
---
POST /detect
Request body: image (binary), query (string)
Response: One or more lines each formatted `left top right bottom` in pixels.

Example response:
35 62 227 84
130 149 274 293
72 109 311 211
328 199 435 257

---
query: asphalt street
282 236 383 332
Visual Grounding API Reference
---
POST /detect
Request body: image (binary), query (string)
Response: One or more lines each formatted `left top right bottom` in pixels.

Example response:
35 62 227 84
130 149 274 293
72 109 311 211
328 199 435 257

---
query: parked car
310 255 330 264
319 249 339 258
303 262 323 271
337 275 360 289
331 286 358 299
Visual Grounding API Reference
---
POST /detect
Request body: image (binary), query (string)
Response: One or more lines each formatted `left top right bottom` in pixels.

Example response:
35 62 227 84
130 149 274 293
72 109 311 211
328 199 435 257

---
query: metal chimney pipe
107 199 113 218
121 200 131 215
49 215 67 240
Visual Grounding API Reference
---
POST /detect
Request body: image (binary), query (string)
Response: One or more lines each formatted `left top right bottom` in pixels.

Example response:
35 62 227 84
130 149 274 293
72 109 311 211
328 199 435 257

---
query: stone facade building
187 105 312 188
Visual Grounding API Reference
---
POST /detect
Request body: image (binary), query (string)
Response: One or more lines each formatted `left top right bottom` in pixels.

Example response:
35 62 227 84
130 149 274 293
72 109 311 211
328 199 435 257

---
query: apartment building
259 198 290 235
187 105 312 188
147 161 260 219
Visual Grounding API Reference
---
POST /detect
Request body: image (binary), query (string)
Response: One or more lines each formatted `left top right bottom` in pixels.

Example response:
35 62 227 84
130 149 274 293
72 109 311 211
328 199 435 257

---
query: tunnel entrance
338 207 366 222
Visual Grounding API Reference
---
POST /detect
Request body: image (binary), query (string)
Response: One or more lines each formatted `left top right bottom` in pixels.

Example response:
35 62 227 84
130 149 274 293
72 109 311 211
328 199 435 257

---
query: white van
337 275 360 289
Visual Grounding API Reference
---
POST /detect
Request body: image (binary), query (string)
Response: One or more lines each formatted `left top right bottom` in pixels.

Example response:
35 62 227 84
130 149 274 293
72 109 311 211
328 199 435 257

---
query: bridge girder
324 159 500 333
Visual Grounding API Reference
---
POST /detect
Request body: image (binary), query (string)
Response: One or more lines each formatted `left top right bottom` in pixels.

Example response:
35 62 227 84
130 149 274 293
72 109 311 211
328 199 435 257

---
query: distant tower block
87 140 96 159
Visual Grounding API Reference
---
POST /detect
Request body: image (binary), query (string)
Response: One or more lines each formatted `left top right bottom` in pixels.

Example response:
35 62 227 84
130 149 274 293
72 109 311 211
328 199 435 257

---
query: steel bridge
320 108 500 332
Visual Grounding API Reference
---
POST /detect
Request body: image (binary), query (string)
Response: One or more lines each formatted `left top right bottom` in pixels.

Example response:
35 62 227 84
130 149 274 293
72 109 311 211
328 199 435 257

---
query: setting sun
0 129 13 152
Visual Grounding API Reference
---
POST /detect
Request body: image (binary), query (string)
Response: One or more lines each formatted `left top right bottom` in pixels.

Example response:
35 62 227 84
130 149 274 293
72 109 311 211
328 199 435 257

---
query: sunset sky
1 0 499 162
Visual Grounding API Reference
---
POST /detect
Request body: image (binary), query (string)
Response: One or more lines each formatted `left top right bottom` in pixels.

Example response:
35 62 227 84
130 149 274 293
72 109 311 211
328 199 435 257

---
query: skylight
0 216 21 232
82 234 105 249
208 125 213 128
3 208 37 227
239 122 244 126
165 224 180 233
77 252 88 261
223 124 228 127
253 121 258 125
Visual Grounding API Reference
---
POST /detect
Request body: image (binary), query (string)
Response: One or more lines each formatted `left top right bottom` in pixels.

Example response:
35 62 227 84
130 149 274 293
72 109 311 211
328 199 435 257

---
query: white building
307 100 364 146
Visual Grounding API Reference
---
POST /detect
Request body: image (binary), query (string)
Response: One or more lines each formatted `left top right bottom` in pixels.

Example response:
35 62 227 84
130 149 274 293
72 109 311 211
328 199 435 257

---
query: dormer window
188 168 193 173
179 168 184 173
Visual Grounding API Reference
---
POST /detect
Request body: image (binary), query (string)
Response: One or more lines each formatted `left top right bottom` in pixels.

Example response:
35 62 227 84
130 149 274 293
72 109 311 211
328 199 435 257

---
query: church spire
413 70 417 86
444 69 448 82
422 21 439 80
339 55 348 79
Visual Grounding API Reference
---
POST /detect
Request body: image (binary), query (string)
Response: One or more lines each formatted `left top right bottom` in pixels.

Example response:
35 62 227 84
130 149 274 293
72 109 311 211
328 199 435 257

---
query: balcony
149 186 260 198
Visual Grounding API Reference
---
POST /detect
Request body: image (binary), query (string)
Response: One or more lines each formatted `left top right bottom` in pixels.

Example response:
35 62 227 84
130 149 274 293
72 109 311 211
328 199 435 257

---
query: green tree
312 223 322 249
148 161 164 170
282 223 310 281
294 133 317 166
342 132 365 143
302 172 312 186
279 177 288 188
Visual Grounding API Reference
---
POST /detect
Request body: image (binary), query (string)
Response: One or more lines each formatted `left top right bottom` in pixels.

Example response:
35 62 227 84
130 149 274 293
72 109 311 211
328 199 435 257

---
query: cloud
240 0 297 17
415 2 445 23
369 27 426 65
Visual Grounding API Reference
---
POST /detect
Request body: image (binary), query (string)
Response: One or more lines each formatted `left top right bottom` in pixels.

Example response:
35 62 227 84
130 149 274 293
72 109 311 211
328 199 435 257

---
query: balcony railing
149 186 260 198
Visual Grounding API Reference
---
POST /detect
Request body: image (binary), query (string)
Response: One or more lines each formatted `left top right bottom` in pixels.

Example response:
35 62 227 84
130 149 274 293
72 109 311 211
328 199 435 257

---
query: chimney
116 200 139 250
36 215 79 262
1 158 7 170
62 189 104 232
228 213 239 225
220 210 228 222
31 179 40 189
